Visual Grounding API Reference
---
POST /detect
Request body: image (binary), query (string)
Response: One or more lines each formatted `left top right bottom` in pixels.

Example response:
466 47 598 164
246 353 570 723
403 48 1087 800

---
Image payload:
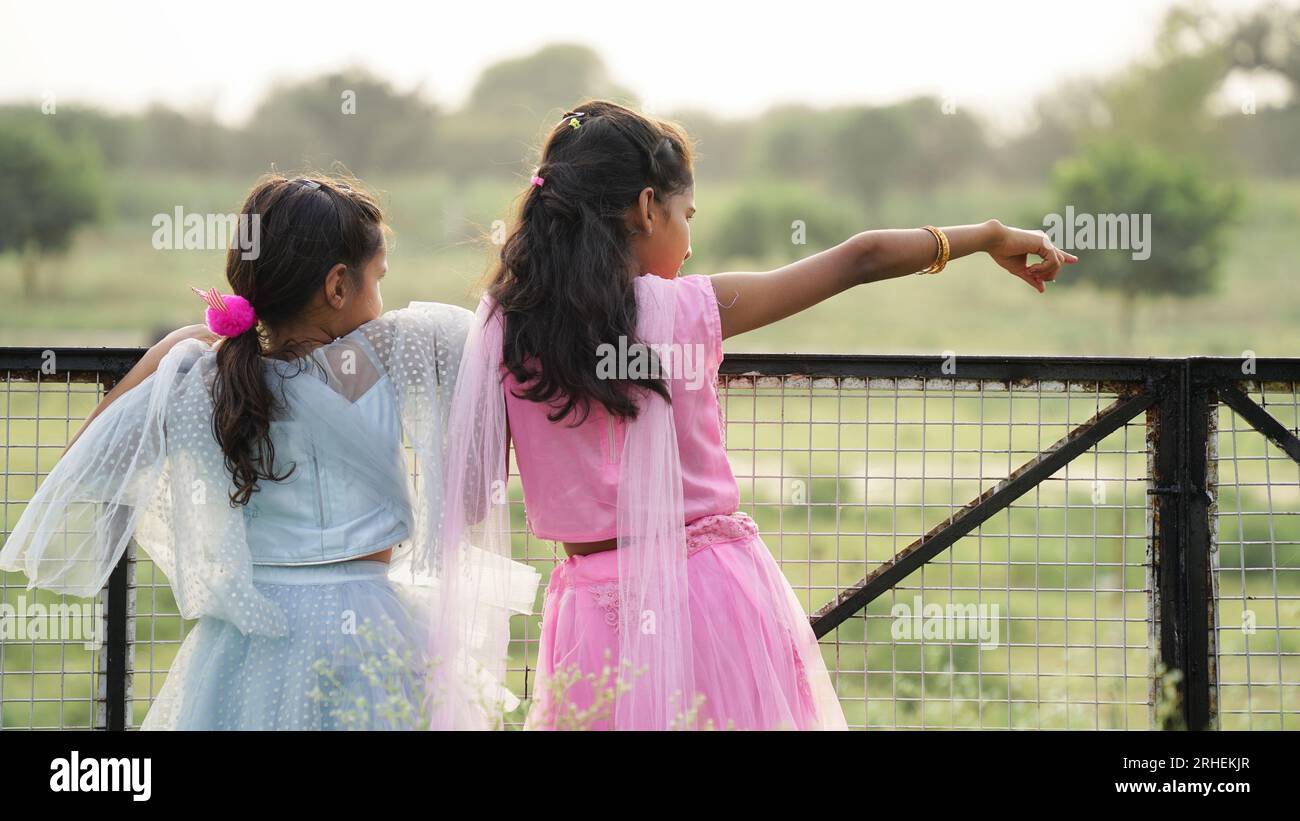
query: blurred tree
1047 140 1239 345
131 105 240 173
701 181 862 268
998 6 1284 179
443 44 637 181
1090 5 1235 168
0 104 248 175
992 77 1108 181
465 43 635 117
887 96 990 195
0 104 138 168
0 120 104 297
746 104 836 184
1228 2 1300 92
748 99 988 213
668 108 755 183
436 110 538 183
244 67 439 174
823 106 911 211
1222 3 1300 176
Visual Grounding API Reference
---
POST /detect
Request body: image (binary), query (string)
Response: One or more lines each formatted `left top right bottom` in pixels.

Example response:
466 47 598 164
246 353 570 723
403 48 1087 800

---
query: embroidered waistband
684 511 759 556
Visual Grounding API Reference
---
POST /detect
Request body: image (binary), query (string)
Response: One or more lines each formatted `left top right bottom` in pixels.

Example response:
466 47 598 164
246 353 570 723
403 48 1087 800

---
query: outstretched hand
986 222 1078 293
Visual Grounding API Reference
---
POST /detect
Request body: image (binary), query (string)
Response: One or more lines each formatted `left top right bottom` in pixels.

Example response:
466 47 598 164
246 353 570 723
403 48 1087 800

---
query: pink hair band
190 286 257 337
530 175 544 187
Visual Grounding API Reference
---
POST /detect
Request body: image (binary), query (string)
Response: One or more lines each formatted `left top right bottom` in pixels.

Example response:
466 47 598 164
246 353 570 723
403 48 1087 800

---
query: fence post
1183 361 1215 731
96 367 134 732
102 550 130 730
1149 361 1215 730
1201 369 1220 731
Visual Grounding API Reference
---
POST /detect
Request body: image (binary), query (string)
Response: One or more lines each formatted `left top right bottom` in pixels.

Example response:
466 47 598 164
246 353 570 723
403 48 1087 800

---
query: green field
3 172 1300 356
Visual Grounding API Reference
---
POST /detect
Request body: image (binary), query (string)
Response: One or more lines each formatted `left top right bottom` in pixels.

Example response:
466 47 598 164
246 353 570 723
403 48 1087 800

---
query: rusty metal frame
809 388 1158 635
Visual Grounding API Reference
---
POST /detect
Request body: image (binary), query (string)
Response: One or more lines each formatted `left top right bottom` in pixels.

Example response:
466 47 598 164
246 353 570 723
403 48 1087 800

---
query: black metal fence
2 348 1297 730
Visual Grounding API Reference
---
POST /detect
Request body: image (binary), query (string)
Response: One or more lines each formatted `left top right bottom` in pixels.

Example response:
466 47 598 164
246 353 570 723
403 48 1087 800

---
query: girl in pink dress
438 100 1076 730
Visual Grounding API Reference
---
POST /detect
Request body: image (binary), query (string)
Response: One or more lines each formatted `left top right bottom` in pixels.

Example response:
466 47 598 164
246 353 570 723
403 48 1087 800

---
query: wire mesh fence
0 362 114 729
1211 378 1300 730
1 349 1297 730
716 372 1152 729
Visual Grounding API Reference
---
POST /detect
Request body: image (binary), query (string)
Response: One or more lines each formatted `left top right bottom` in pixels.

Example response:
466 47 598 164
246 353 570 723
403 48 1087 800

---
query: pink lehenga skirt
524 511 848 730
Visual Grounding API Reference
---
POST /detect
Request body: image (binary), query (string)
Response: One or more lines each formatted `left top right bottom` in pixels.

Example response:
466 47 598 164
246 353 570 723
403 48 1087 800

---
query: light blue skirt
141 559 434 730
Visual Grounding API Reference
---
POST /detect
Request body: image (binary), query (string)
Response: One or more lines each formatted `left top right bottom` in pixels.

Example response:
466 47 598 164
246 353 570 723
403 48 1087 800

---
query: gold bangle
918 225 949 274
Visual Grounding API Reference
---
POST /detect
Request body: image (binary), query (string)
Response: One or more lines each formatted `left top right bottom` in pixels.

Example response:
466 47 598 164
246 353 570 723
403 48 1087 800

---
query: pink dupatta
436 273 692 729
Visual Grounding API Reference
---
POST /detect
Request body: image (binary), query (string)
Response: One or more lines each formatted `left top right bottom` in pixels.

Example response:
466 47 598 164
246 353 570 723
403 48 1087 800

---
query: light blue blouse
245 341 413 566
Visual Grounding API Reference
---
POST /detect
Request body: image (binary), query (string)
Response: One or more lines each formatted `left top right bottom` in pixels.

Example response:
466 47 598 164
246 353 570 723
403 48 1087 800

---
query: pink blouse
503 274 740 542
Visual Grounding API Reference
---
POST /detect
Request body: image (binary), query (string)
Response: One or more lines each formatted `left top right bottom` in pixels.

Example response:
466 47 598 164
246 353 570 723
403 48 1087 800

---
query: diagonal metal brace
810 389 1160 638
1214 383 1300 465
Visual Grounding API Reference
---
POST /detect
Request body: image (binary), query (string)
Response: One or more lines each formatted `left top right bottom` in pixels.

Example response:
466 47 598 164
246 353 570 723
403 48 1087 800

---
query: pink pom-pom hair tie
530 174 545 188
190 286 257 337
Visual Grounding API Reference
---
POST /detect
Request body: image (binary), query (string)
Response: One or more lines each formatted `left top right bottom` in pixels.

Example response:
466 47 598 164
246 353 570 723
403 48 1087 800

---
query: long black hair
487 99 695 424
213 173 385 505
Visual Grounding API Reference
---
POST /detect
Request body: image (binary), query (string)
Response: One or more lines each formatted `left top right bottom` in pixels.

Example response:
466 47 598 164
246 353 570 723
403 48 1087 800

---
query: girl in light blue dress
0 174 538 730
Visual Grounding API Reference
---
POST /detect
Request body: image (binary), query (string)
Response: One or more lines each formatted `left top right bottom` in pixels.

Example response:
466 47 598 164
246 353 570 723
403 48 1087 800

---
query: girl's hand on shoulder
166 322 219 345
161 323 220 348
140 324 218 373
985 220 1078 293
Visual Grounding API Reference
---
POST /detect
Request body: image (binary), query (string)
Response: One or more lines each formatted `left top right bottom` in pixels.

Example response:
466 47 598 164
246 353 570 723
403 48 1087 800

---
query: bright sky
0 0 1281 132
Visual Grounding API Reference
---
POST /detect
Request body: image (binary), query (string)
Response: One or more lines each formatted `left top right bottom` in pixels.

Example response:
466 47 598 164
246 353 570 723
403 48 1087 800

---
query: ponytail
212 326 287 505
209 173 385 506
